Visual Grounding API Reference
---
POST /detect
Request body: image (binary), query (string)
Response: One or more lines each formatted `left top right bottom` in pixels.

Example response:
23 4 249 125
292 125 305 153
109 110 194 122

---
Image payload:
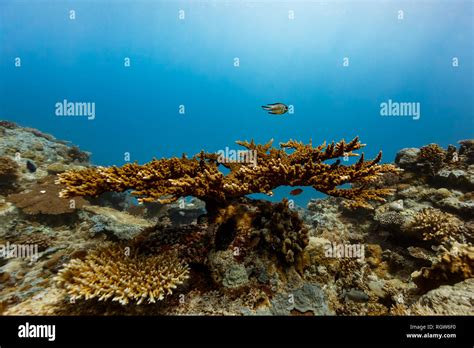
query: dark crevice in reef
214 218 237 250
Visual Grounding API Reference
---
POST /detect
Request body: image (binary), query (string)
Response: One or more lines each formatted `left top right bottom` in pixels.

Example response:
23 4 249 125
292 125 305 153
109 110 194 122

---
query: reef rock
435 168 474 190
270 283 333 315
412 279 474 315
395 147 420 169
81 205 155 240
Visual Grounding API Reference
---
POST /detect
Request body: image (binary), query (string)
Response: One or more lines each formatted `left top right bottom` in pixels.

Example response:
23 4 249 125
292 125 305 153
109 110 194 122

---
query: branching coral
410 208 462 244
8 177 88 215
56 245 190 305
412 243 474 292
417 144 446 174
57 137 398 211
0 156 19 193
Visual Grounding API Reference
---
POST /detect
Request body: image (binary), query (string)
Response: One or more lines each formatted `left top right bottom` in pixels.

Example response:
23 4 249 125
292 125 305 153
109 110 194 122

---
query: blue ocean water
1 0 473 206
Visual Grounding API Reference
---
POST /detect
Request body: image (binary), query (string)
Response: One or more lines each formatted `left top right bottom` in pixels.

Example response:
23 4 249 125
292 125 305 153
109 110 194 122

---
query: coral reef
0 123 473 316
57 137 398 210
56 245 190 305
0 121 18 130
55 137 397 273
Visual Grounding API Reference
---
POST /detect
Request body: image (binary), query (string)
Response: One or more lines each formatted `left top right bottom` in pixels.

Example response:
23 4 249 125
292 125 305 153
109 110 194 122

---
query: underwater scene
0 0 473 319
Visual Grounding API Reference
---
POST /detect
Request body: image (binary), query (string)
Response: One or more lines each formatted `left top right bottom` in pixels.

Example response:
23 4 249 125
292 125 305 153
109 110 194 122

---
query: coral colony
57 137 397 209
0 121 473 315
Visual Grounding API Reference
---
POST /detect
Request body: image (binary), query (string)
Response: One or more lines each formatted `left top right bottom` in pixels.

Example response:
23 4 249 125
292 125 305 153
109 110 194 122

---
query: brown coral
410 208 462 244
205 198 309 265
0 156 19 194
252 199 309 264
57 137 398 211
7 176 88 215
16 233 52 252
136 224 212 265
458 139 474 164
417 144 446 174
412 243 474 292
374 211 405 229
66 146 90 163
56 245 190 305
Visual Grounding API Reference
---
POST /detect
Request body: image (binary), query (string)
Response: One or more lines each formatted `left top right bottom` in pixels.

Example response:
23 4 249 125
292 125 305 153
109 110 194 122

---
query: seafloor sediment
0 120 472 315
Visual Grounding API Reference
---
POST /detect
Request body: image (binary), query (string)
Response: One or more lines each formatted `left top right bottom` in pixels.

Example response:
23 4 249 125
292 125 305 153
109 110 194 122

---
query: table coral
56 245 190 305
57 137 398 211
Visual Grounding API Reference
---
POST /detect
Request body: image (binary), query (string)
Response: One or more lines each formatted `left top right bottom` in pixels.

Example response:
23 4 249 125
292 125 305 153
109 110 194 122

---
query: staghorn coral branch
58 137 399 208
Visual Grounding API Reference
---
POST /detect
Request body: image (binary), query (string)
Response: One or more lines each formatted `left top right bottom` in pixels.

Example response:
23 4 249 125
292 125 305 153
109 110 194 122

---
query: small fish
261 103 289 115
290 188 303 196
26 160 36 173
